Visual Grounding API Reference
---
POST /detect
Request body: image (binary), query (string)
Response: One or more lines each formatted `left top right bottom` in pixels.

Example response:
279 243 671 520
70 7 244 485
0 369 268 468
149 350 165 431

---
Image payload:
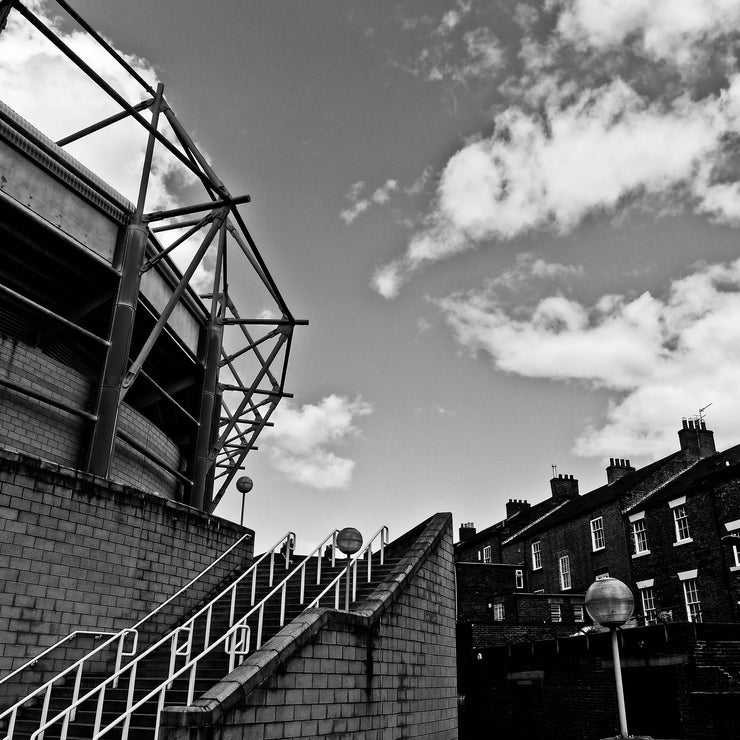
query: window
515 569 524 589
733 545 740 569
595 570 610 581
573 604 584 622
640 587 657 625
493 602 505 621
631 519 649 555
682 578 702 623
532 541 542 570
477 550 482 561
482 545 491 563
590 517 605 551
550 604 562 622
559 555 571 590
672 505 691 543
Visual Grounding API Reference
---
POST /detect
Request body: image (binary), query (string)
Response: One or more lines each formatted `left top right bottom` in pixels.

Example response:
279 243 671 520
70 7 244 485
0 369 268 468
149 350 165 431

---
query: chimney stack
505 498 531 519
606 457 635 484
678 418 716 461
458 522 476 542
550 473 579 501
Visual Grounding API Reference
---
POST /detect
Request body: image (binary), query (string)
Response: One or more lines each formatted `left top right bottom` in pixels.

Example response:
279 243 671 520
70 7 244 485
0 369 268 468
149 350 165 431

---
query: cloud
261 395 373 489
374 2 740 297
436 258 740 458
556 0 740 73
374 75 740 296
341 179 399 224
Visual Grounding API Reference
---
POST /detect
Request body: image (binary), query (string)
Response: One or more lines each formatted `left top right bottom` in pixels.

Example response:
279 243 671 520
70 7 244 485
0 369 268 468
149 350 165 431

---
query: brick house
456 419 740 649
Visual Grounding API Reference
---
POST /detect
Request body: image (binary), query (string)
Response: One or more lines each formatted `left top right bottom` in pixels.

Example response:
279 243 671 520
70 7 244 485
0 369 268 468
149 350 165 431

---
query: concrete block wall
161 513 458 740
0 448 252 707
0 335 90 467
0 334 184 500
111 404 183 499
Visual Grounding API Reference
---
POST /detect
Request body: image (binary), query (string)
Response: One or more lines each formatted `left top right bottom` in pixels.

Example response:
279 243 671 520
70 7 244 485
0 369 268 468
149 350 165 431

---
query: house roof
624 442 740 513
501 450 682 545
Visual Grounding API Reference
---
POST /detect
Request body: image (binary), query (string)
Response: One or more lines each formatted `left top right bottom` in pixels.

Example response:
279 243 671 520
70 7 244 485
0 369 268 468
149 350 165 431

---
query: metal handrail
29 529 340 740
0 531 288 740
0 531 252 698
0 632 116 689
308 526 389 610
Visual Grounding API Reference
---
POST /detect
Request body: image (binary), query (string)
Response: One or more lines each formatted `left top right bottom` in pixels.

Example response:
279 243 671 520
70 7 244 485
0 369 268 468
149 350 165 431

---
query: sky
5 0 740 552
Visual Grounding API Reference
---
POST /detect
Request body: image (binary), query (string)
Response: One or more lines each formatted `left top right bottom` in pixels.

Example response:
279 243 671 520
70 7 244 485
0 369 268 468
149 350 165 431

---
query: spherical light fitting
236 476 253 494
585 577 634 628
336 527 363 556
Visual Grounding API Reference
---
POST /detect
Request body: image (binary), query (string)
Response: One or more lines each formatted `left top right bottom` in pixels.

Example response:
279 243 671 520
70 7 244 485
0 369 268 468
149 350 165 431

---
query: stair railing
308 525 389 610
27 530 335 740
1 531 289 740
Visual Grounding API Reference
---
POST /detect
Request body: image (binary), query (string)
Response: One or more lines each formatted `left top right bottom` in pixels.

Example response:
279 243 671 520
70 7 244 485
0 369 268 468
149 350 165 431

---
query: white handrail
1 531 290 740
0 530 252 697
29 529 341 740
0 631 116 688
308 525 389 610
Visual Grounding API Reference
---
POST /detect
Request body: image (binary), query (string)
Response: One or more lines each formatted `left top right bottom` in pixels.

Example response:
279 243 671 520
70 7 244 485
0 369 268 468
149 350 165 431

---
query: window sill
730 565 740 573
592 546 605 553
560 586 572 592
673 538 693 547
532 566 542 571
632 550 651 559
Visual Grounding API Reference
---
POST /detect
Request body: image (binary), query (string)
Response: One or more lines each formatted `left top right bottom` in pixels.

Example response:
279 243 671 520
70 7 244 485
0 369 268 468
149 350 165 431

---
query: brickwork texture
0 334 184 500
0 449 252 707
161 513 458 740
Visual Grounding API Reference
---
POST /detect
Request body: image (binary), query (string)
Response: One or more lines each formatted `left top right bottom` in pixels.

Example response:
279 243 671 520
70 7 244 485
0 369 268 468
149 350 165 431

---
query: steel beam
86 223 148 476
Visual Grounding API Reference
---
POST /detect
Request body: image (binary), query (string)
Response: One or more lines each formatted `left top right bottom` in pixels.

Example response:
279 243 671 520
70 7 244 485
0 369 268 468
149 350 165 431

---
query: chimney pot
606 456 635 484
678 417 716 460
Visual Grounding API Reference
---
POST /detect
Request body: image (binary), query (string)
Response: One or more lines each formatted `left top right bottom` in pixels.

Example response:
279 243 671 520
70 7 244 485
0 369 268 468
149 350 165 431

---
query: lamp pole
585 577 635 739
336 527 363 611
236 476 253 527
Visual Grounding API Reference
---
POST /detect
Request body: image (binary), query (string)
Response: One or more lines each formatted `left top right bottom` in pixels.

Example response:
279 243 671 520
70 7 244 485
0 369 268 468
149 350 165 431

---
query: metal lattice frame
0 0 306 511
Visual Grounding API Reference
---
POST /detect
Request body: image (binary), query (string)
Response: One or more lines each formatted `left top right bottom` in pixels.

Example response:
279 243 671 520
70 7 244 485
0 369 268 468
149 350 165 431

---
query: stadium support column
87 83 164 477
190 322 223 510
87 224 147 476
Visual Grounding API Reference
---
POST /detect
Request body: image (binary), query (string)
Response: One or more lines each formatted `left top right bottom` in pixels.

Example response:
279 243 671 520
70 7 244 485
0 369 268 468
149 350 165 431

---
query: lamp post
236 476 253 527
336 527 363 611
585 577 634 739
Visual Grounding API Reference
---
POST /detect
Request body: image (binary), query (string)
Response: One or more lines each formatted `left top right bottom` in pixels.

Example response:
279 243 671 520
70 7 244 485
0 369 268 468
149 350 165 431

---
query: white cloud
261 395 373 489
436 259 740 458
557 0 740 73
374 75 740 296
341 179 398 224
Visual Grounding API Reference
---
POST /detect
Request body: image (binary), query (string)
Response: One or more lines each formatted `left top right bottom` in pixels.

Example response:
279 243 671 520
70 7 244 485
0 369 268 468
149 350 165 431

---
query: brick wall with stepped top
160 513 459 740
0 448 252 708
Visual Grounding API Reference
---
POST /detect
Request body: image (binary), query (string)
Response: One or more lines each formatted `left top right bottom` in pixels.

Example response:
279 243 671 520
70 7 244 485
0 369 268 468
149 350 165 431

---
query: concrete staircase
6 550 399 740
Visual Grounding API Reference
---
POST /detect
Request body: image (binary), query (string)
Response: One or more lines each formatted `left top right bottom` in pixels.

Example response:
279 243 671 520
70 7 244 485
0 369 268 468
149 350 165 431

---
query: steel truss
0 0 306 511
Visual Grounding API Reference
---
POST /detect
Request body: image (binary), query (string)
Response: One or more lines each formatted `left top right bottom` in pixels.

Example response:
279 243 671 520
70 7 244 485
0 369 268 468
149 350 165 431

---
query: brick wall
0 335 184 499
111 404 183 499
460 622 740 740
0 449 252 707
161 513 458 740
631 481 740 623
456 563 524 621
0 334 91 467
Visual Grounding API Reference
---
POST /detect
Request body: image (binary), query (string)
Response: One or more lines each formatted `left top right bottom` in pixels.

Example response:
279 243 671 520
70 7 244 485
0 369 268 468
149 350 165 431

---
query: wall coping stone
159 511 453 729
